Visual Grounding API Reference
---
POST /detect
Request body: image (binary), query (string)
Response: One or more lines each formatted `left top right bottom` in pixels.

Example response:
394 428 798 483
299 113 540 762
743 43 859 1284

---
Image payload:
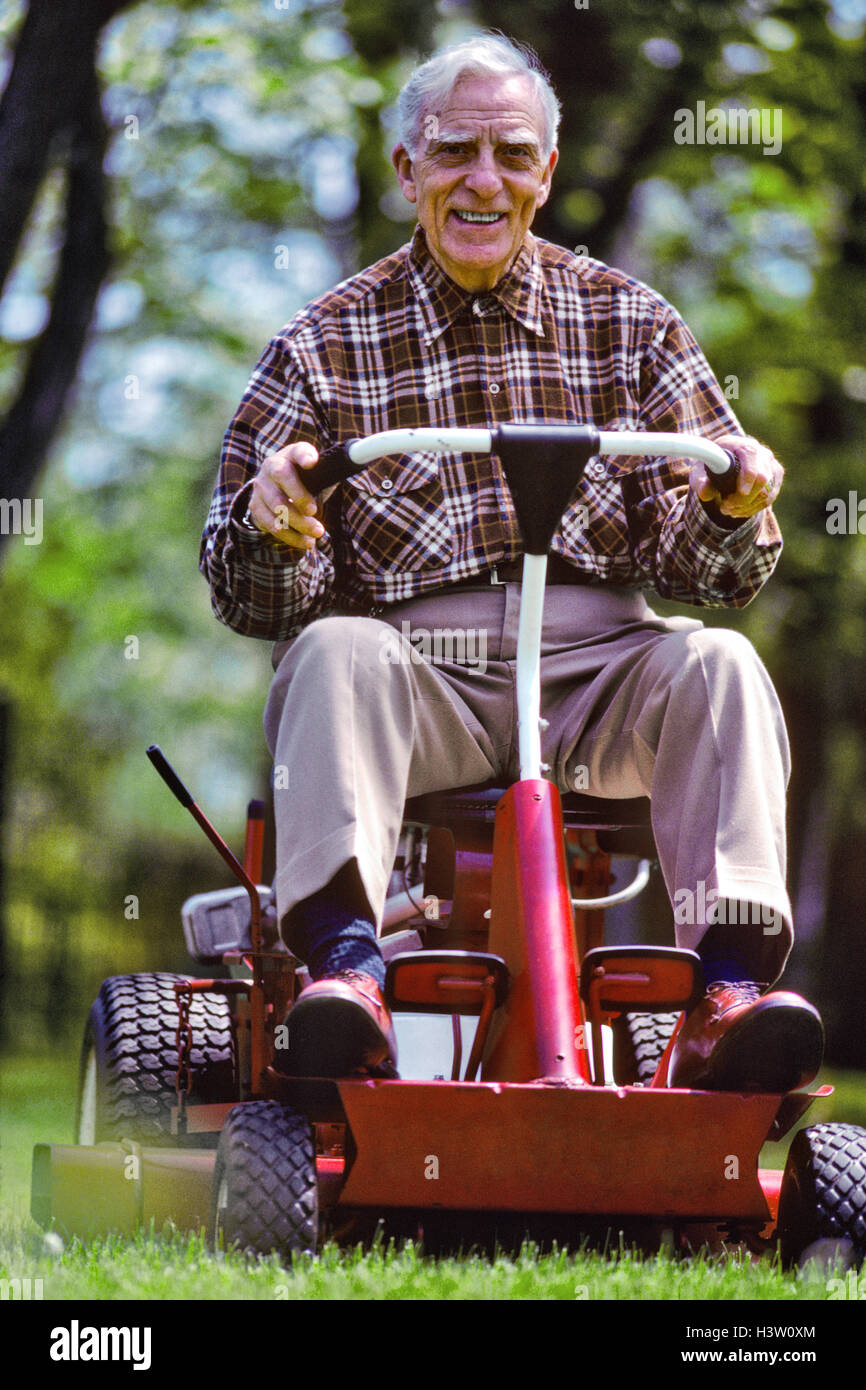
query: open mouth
452 210 506 225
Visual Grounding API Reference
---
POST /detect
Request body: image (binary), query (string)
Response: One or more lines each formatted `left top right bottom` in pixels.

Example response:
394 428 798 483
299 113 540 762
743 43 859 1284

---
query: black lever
146 745 261 938
146 744 194 808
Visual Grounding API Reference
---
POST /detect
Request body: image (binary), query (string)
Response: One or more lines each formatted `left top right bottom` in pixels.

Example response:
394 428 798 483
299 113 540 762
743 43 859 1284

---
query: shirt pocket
342 451 454 578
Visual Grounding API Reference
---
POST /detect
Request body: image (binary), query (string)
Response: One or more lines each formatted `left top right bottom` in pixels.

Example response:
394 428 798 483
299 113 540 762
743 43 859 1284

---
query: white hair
396 33 561 160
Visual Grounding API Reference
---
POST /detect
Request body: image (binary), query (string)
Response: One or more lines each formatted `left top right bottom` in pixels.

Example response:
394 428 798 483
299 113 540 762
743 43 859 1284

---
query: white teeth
454 211 502 223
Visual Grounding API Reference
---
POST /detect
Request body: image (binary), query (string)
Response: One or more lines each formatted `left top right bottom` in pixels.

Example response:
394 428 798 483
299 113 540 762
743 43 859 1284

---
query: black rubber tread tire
212 1101 318 1258
612 1011 680 1086
777 1122 866 1266
75 972 239 1145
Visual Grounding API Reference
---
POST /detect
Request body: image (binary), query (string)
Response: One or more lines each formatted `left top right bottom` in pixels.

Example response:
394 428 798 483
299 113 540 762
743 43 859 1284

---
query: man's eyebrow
430 129 476 145
495 129 541 146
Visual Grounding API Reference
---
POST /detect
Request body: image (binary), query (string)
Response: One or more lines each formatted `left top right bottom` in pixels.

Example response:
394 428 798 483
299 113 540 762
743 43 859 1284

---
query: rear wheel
777 1122 866 1267
612 1011 680 1086
76 972 238 1145
212 1101 318 1258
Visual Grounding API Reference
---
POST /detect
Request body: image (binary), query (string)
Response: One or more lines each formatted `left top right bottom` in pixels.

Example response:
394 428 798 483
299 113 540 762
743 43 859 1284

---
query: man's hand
690 434 784 523
247 442 326 550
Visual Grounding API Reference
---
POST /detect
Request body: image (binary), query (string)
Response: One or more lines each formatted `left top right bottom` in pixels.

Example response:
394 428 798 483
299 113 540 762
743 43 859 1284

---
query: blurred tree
0 0 140 1046
0 0 354 1041
0 0 420 1044
342 0 436 266
0 0 864 1068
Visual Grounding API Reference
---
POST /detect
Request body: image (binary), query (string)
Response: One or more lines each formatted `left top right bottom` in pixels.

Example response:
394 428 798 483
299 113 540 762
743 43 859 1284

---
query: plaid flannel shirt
201 226 781 641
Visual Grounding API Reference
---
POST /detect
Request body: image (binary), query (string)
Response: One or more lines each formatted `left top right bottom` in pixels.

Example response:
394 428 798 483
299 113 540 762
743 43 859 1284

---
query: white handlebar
347 428 493 466
346 427 732 475
596 431 731 475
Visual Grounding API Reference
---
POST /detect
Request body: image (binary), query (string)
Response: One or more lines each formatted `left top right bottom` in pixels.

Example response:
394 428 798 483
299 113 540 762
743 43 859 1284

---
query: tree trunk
0 0 137 546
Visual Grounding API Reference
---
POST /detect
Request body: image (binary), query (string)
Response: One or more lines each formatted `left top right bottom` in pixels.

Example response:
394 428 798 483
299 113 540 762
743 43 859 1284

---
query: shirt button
425 384 439 399
488 382 500 395
380 478 394 492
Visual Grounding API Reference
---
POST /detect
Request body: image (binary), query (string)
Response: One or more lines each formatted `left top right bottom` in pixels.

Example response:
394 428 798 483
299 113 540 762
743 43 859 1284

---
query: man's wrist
230 482 269 539
684 487 762 550
699 496 749 531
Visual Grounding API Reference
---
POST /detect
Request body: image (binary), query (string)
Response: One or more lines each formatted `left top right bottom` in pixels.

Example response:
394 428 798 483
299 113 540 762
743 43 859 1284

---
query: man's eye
504 145 533 158
439 143 469 155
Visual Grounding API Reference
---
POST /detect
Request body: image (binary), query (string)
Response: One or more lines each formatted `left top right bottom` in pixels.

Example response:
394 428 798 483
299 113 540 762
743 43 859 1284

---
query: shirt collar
407 224 547 343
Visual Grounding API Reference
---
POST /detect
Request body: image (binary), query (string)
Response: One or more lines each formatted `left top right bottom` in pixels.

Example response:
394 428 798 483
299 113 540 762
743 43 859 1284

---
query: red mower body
33 774 832 1254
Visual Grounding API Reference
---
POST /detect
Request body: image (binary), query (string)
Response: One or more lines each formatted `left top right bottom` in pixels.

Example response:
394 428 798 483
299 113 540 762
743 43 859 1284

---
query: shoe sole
275 994 392 1079
699 1002 824 1093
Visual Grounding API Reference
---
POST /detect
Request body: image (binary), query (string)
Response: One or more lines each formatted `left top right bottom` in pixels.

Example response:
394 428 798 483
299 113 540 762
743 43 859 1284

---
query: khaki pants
264 584 793 984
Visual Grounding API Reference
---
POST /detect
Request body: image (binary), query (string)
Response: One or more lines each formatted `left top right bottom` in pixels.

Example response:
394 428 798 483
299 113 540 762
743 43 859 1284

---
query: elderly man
201 35 823 1092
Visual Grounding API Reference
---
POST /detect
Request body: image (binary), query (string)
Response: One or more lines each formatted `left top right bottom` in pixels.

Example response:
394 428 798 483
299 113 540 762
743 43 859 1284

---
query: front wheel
76 973 238 1145
777 1122 866 1267
212 1101 318 1258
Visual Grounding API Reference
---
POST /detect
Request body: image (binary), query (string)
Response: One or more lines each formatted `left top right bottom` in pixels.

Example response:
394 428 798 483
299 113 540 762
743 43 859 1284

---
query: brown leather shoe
274 970 398 1079
667 982 824 1093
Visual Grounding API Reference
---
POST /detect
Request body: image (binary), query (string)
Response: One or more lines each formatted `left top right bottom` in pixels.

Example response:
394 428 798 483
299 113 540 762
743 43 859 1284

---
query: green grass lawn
2 1052 865 1301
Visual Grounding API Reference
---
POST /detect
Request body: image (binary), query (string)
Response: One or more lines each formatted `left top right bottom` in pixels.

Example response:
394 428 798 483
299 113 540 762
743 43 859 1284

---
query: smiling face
392 71 558 292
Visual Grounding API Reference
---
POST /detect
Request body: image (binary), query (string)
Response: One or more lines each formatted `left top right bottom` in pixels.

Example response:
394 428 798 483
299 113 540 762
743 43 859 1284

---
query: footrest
385 950 510 1015
580 946 703 1023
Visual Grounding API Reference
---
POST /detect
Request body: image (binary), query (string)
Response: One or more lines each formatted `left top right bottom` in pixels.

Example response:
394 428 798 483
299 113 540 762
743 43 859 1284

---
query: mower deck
33 1079 828 1242
326 1079 781 1219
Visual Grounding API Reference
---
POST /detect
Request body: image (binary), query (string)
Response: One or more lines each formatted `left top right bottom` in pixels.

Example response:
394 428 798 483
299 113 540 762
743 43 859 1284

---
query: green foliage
1 0 866 1056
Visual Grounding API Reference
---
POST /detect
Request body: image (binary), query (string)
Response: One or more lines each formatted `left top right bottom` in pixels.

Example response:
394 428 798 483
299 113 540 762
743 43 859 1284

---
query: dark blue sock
698 909 761 987
291 879 385 991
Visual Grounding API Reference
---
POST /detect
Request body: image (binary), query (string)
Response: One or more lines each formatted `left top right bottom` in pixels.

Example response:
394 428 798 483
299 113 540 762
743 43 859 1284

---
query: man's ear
392 143 417 204
534 148 558 211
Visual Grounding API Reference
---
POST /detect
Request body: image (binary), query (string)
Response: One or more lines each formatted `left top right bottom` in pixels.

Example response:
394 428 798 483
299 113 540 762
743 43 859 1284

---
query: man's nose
463 148 504 197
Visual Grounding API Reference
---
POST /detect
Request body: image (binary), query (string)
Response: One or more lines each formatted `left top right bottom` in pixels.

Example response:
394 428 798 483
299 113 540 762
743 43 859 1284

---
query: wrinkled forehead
424 73 546 146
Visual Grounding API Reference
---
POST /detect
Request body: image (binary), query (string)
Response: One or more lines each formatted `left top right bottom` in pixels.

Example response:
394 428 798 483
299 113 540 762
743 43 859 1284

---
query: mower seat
404 783 656 856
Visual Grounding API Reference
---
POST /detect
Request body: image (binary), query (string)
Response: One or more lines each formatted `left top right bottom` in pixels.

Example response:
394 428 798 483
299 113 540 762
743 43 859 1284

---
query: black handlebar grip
712 449 741 498
299 439 364 496
146 745 195 809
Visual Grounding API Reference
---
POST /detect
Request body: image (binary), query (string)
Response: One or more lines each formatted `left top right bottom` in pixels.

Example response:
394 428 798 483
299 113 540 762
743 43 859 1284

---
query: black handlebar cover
712 450 741 497
494 423 601 453
298 439 364 496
